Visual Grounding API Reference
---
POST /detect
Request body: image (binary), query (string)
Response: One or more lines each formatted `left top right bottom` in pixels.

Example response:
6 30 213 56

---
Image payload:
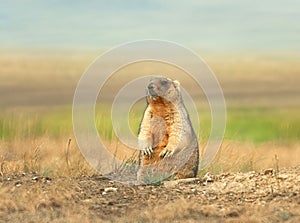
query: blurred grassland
0 50 299 176
119 106 300 144
0 50 299 143
0 105 300 144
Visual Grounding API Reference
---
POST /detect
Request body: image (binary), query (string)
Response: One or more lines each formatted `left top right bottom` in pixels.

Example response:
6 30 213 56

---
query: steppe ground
0 50 299 222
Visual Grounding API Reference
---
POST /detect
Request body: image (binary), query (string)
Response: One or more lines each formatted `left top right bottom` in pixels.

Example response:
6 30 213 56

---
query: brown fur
137 77 199 184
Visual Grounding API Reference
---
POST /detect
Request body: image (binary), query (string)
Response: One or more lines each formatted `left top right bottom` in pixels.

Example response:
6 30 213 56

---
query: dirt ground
0 166 299 223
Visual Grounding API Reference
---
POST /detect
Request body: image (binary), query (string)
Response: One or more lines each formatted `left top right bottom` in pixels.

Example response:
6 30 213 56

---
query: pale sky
1 0 299 50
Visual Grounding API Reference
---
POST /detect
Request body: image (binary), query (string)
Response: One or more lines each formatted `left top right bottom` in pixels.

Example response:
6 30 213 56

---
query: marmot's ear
173 80 180 89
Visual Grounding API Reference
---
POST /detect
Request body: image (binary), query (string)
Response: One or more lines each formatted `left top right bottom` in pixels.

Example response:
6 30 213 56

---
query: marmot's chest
149 109 174 148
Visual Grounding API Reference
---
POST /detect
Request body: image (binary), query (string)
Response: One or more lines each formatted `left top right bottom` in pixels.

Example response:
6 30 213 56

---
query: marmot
137 77 199 184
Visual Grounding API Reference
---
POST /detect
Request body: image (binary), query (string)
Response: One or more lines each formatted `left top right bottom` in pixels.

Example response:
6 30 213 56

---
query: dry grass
0 175 98 223
203 141 300 174
0 136 299 178
0 137 95 177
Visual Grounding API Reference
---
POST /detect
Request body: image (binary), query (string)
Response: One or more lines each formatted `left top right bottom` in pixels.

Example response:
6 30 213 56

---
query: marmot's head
147 77 182 104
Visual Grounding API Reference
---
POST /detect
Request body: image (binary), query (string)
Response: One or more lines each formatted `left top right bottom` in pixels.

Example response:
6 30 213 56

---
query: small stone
203 173 213 182
278 174 289 180
32 176 39 181
82 199 93 204
45 177 52 183
104 187 118 192
164 178 197 188
235 174 245 182
164 180 178 187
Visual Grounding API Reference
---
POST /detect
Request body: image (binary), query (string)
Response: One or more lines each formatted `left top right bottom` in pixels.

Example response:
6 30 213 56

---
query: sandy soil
1 166 299 223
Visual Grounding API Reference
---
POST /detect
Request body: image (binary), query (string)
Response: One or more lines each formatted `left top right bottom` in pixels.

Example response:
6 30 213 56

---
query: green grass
0 107 73 140
225 107 300 142
0 105 299 143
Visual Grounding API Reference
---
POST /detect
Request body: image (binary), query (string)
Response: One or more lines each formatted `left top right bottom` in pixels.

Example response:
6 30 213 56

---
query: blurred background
0 0 299 175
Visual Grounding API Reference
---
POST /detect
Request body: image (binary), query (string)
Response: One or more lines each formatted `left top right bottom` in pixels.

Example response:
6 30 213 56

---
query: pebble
104 187 118 192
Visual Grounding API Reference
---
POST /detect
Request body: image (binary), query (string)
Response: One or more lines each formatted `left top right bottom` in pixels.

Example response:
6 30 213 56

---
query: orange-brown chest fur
142 97 175 165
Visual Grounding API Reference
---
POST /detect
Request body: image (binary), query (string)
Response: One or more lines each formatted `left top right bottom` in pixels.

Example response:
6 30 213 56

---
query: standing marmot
137 77 199 184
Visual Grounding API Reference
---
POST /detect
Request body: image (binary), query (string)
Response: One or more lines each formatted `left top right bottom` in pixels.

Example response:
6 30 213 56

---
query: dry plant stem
65 138 71 171
32 146 40 173
274 154 281 191
0 155 5 179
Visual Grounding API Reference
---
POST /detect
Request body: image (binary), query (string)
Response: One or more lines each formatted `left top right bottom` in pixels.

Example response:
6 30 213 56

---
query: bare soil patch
1 166 299 222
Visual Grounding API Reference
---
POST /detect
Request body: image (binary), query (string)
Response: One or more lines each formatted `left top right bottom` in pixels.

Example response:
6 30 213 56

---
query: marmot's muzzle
148 83 158 98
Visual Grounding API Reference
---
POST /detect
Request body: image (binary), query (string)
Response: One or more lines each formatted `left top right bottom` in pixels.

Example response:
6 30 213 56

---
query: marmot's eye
161 80 168 85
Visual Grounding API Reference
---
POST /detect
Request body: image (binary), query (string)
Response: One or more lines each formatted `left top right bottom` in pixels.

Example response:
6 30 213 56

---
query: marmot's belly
142 117 169 165
150 116 169 147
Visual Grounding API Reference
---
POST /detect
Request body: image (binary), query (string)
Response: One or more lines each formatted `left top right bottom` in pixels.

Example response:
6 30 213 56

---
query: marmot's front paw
159 148 174 158
143 145 153 156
